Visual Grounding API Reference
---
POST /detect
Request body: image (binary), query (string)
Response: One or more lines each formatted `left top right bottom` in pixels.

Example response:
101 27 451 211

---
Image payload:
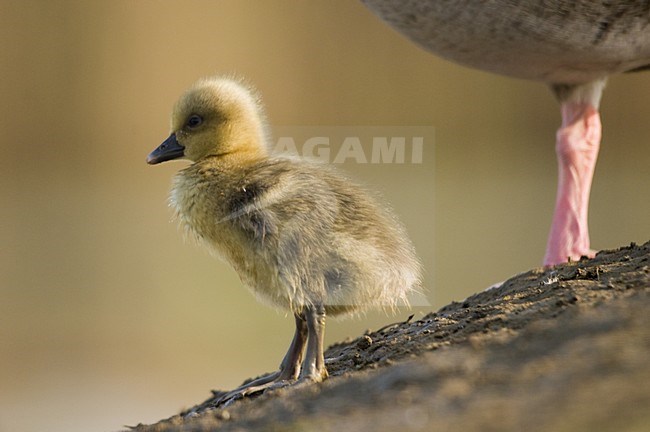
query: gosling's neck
201 134 270 169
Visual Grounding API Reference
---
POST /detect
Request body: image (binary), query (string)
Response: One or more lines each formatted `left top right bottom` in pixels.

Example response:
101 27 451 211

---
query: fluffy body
170 155 419 316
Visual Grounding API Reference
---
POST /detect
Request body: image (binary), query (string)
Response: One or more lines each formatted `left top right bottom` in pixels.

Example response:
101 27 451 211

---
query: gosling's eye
187 114 203 128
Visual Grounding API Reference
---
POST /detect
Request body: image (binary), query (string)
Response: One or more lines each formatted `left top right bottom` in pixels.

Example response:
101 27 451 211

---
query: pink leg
544 102 601 266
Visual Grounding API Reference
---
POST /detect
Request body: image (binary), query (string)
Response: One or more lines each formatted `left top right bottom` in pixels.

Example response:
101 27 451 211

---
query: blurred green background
1 1 648 431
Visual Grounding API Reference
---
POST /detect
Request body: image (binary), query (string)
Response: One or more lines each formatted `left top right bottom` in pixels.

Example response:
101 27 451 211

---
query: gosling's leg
216 313 307 404
276 312 309 380
300 305 329 382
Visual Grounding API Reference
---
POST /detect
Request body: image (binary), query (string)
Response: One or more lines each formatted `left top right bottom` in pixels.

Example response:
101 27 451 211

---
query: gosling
147 76 421 402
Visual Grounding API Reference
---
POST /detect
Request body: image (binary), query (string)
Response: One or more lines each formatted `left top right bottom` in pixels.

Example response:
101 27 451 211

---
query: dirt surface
128 241 650 432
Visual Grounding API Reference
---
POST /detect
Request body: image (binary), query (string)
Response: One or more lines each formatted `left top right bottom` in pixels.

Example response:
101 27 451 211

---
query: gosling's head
147 77 270 164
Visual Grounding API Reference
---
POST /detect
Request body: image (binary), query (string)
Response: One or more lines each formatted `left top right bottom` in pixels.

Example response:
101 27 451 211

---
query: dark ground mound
128 241 650 432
